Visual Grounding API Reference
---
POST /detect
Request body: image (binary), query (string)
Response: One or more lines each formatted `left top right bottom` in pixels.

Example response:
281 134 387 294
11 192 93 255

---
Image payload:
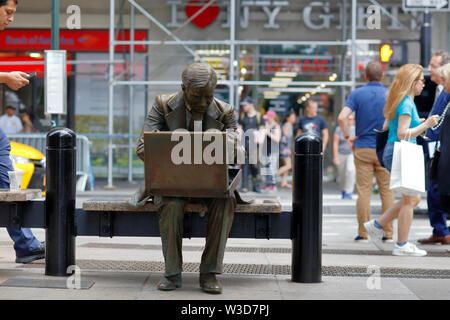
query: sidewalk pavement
0 179 448 301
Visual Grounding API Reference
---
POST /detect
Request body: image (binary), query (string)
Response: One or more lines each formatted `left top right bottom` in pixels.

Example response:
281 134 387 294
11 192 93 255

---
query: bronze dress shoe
418 235 450 244
157 274 182 291
199 273 222 294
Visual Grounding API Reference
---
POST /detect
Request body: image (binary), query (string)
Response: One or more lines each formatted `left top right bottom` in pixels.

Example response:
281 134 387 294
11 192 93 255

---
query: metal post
51 0 59 50
229 0 236 106
351 0 357 91
291 133 323 283
45 128 76 276
51 0 60 127
107 0 115 189
128 4 135 182
420 10 432 67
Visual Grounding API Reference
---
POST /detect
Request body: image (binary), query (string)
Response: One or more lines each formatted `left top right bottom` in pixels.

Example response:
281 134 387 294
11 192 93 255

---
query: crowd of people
337 54 450 257
237 53 450 257
237 97 330 193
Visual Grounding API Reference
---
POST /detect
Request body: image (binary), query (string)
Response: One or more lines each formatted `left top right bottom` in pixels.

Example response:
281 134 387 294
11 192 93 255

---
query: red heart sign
185 0 220 29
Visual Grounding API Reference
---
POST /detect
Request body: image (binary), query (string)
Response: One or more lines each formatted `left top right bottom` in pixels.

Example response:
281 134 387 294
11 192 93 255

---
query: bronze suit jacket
135 90 247 204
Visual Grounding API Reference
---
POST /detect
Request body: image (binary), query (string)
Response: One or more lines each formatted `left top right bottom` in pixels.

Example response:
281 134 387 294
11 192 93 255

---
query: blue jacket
426 91 450 142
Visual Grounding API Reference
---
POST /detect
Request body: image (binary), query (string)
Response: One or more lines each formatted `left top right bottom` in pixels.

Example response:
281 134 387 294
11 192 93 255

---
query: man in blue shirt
418 51 450 245
338 61 394 242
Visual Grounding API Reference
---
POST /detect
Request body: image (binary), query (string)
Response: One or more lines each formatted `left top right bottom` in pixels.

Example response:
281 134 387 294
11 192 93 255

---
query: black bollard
45 127 76 276
291 133 322 283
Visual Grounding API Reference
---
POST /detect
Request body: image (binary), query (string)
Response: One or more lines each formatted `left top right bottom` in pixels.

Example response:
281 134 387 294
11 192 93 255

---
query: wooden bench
79 198 290 239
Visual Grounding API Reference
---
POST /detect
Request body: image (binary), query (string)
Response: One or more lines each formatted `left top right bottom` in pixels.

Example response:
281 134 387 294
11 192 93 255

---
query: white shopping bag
389 140 426 195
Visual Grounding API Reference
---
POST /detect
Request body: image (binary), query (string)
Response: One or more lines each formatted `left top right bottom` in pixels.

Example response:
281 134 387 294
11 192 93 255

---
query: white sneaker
364 220 385 251
392 242 427 257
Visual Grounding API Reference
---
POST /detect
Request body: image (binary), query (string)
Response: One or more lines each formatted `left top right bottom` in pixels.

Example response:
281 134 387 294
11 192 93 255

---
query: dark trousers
427 178 450 237
155 195 236 277
241 163 259 189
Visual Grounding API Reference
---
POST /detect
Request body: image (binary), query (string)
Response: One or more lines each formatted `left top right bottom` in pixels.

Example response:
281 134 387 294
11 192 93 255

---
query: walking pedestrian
0 105 22 134
437 93 450 215
238 97 264 193
365 64 439 257
259 109 281 193
297 99 328 153
417 52 450 245
278 110 296 188
0 0 45 264
338 61 394 242
333 113 356 199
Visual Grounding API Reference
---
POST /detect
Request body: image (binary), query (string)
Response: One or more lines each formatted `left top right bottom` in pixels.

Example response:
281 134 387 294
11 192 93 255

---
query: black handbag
375 129 389 168
429 150 440 181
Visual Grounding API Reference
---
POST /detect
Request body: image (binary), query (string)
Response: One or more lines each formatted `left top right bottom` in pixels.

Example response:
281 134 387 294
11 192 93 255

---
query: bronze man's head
181 62 217 114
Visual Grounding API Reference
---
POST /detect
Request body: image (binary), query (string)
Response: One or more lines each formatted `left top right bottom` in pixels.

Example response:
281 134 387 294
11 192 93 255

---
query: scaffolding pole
229 0 236 107
128 4 135 183
351 0 357 91
107 0 115 189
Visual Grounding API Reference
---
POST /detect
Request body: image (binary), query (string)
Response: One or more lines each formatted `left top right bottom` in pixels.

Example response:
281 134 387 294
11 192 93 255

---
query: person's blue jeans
382 142 395 173
0 177 41 257
427 167 450 237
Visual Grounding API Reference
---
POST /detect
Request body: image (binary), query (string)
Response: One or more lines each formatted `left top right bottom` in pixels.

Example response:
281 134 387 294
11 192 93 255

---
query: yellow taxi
9 141 45 190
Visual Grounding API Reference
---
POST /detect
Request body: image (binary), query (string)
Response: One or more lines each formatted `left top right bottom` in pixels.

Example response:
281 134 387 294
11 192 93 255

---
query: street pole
229 0 236 107
51 0 59 127
106 0 116 190
51 0 59 50
351 0 357 91
128 4 135 183
420 10 432 67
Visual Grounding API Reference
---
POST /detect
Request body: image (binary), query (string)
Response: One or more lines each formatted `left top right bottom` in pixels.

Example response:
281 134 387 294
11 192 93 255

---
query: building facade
1 0 449 180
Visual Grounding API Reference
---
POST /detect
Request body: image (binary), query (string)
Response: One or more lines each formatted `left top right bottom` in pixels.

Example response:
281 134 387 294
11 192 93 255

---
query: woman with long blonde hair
364 64 439 256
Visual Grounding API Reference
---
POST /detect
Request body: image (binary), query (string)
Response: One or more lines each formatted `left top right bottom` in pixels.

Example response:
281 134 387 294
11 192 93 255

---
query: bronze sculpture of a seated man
136 62 245 294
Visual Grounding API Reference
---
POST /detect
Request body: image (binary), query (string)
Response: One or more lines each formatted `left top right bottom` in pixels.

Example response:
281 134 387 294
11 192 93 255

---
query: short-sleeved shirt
239 112 265 132
0 115 22 134
425 91 450 142
297 115 327 138
344 82 387 149
387 96 421 144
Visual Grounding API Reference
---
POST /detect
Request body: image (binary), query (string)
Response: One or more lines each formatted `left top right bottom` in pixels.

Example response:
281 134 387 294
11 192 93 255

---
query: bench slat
82 199 282 214
0 189 43 202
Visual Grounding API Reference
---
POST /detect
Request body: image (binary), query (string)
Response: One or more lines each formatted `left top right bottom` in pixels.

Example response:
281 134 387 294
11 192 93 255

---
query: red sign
0 29 148 52
262 56 333 75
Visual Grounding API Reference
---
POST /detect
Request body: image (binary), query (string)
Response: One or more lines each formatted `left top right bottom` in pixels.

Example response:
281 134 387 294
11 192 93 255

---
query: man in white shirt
0 105 22 134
